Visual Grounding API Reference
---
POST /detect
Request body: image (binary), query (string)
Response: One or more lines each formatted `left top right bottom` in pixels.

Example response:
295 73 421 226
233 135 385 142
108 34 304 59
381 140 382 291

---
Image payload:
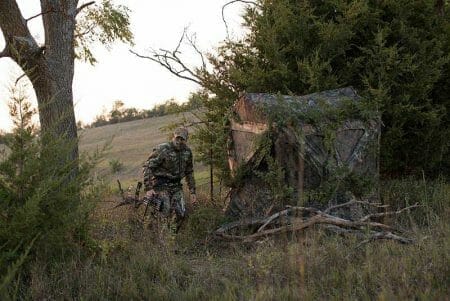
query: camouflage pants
154 187 186 229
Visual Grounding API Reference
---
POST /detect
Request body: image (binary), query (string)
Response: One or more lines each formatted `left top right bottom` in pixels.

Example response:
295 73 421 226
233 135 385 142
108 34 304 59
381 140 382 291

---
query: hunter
142 127 196 231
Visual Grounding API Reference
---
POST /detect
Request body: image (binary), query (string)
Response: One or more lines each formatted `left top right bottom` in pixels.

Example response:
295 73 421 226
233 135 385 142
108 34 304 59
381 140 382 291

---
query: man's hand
190 194 197 206
146 189 156 198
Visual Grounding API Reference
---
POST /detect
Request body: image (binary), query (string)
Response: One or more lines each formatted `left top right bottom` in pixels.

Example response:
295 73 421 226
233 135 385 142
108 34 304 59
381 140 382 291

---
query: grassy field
78 112 210 188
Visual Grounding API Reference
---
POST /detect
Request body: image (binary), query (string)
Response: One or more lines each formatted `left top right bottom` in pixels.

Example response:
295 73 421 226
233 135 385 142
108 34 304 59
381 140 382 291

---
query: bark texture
0 0 79 168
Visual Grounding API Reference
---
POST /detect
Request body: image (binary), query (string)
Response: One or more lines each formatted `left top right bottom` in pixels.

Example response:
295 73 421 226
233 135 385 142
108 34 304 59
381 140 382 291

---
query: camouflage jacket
143 142 196 194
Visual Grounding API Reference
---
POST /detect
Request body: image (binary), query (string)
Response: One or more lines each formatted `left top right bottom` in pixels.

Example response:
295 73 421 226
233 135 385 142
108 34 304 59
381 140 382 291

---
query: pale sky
0 0 246 131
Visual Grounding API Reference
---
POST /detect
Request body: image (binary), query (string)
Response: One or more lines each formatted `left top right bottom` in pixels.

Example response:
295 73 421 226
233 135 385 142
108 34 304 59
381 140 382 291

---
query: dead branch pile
215 198 419 244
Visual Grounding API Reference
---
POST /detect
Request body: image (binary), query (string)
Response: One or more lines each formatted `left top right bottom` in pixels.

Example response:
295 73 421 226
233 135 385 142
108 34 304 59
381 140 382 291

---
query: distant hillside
79 111 203 186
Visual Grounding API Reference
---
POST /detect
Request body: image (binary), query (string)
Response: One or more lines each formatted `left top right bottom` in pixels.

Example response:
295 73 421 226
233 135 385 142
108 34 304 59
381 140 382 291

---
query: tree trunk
435 0 445 16
37 0 79 166
0 0 79 176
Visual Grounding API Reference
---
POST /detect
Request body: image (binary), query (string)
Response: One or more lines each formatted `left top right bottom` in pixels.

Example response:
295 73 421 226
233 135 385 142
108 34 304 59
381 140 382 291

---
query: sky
0 0 247 131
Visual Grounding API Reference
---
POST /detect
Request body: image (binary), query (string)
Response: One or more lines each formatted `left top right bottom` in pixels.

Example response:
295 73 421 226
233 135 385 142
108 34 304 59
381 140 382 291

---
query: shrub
0 86 102 299
109 158 124 173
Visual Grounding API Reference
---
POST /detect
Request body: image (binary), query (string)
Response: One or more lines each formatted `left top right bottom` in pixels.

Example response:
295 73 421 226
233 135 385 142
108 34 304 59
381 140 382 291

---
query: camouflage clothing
142 141 196 220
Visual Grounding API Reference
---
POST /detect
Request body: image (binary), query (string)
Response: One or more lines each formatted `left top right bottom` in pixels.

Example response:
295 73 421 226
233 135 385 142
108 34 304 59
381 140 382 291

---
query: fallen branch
324 199 388 214
215 200 417 244
257 206 317 232
324 225 413 245
215 217 267 235
357 231 413 245
358 203 420 222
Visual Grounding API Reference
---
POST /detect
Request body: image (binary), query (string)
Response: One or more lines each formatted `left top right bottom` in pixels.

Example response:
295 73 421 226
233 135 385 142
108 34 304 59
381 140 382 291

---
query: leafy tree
109 100 125 124
122 107 139 121
197 0 450 177
0 0 133 177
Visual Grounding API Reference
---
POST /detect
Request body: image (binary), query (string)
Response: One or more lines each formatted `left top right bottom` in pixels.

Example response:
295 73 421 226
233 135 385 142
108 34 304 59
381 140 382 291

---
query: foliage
75 0 134 64
109 158 124 173
197 0 450 177
88 93 204 128
189 91 234 186
0 88 101 297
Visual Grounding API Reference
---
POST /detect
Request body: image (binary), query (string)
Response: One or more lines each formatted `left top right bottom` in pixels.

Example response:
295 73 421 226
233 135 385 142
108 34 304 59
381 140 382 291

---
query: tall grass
23 178 449 300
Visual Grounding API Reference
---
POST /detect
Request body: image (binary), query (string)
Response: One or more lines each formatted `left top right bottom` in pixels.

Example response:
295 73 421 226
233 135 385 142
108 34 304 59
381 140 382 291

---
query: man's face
173 136 186 150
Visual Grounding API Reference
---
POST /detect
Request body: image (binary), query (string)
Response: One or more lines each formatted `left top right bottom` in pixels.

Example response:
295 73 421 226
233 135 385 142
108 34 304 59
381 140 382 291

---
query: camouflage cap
174 127 188 140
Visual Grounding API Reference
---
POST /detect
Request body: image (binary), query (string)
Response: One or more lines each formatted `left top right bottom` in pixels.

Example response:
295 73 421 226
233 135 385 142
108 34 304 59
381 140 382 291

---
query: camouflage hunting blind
226 87 380 218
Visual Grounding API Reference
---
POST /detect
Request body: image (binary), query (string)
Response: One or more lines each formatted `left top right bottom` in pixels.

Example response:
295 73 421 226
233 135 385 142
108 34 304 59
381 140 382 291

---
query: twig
217 210 394 243
185 32 206 69
76 1 96 15
15 73 27 85
324 225 413 244
358 203 420 222
257 206 317 232
129 27 205 86
355 231 413 247
25 9 58 22
222 0 261 40
324 199 387 214
129 49 202 85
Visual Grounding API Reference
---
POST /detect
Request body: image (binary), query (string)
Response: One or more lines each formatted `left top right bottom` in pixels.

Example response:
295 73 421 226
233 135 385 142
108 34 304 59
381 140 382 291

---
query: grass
3 116 449 300
21 174 449 300
26 185 449 300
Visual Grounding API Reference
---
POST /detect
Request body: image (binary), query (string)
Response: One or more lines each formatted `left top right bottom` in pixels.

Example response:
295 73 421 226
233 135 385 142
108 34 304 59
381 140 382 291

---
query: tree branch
324 198 387 214
0 0 39 63
185 32 206 69
222 0 260 39
358 203 420 222
325 225 413 245
215 202 416 244
76 1 96 16
356 231 413 246
25 9 58 23
15 73 27 85
129 27 208 86
74 22 97 38
130 49 201 85
0 46 10 58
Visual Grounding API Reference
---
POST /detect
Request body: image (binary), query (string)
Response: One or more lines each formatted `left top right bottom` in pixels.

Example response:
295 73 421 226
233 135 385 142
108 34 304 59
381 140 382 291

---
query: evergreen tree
199 0 450 176
0 86 100 286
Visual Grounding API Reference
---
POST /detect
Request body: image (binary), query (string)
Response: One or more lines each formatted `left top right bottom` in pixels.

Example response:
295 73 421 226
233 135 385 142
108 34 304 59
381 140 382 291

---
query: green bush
0 89 102 299
109 158 124 173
